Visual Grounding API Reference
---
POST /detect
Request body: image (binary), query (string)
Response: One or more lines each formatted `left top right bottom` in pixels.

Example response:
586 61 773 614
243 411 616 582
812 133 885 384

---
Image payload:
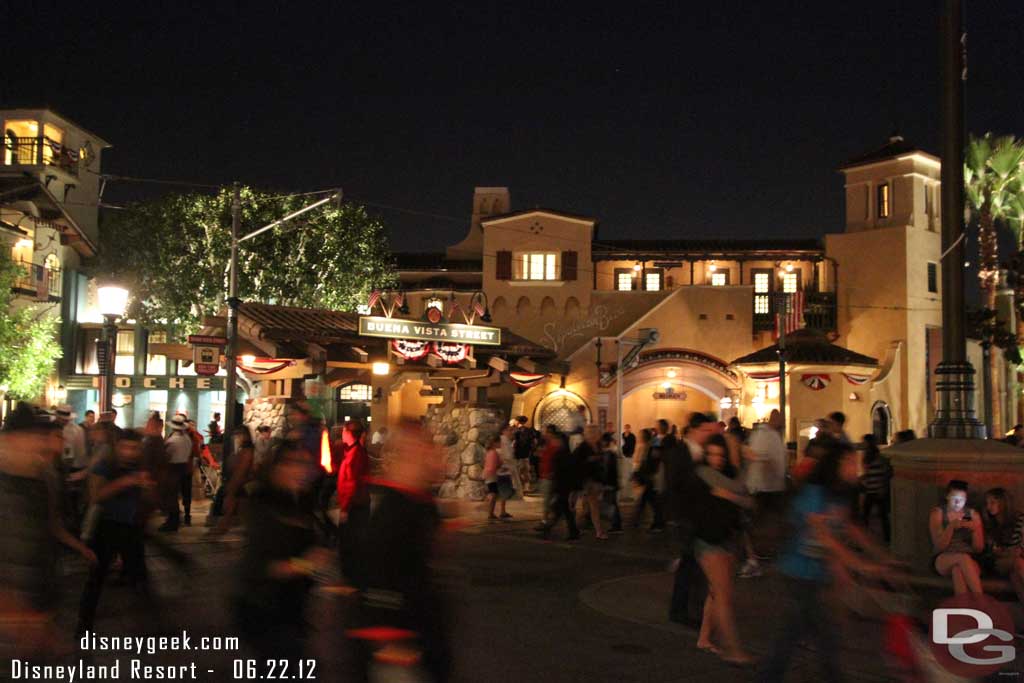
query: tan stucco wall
621 386 714 432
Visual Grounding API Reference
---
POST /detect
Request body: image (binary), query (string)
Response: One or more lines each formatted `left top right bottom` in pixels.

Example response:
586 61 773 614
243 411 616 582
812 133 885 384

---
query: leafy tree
0 252 62 400
96 187 396 337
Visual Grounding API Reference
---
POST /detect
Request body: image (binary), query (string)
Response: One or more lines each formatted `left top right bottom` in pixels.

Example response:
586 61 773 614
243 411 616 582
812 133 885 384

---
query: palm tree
965 133 1024 435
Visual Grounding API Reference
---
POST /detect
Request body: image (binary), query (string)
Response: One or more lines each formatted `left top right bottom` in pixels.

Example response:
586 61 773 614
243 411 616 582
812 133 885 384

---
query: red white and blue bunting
237 358 296 375
843 373 871 386
391 339 430 361
509 371 548 389
434 342 469 364
801 373 831 391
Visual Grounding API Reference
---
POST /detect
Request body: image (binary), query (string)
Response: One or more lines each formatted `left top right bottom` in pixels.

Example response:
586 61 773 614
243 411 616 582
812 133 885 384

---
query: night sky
6 2 1023 252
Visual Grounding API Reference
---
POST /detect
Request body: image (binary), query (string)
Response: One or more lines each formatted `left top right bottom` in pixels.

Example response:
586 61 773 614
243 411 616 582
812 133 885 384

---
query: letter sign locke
188 335 228 377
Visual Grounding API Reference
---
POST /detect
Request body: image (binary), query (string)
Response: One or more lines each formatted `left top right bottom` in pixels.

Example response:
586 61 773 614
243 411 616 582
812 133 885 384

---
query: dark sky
6 2 1023 252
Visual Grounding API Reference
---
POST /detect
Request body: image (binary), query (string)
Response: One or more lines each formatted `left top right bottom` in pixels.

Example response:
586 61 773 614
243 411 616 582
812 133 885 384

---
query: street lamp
97 284 129 414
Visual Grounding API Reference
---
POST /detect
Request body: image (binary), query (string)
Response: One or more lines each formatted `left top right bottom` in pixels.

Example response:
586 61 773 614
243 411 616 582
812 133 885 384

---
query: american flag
366 290 381 310
393 292 405 307
473 300 486 317
774 291 804 339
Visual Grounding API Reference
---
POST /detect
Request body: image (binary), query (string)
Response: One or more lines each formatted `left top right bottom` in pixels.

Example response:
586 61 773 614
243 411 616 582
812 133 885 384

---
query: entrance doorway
871 401 891 445
338 383 372 425
533 390 590 432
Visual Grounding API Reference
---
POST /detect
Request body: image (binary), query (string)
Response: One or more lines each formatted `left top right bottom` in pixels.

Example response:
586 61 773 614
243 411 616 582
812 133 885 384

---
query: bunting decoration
748 372 780 383
391 339 430 360
801 373 831 390
433 342 469 364
509 371 547 389
843 373 871 386
237 358 296 374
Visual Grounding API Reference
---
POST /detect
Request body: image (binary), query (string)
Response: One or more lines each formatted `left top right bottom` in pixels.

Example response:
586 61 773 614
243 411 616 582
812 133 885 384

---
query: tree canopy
0 252 62 400
97 187 396 337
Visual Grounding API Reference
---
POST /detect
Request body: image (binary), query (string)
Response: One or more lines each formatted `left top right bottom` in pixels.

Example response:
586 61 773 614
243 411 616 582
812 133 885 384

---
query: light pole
97 284 129 414
223 187 342 445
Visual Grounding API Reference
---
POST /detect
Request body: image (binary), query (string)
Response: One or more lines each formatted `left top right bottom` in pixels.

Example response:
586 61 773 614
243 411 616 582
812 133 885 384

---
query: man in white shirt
371 427 388 447
739 409 787 577
161 415 194 532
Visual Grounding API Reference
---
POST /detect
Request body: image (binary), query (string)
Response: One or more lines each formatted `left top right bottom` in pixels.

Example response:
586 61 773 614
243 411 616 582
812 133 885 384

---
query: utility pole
777 295 787 440
224 183 241 450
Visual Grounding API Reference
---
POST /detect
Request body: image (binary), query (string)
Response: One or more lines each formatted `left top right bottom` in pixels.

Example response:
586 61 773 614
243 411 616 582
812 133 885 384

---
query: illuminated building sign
359 316 501 346
64 375 227 391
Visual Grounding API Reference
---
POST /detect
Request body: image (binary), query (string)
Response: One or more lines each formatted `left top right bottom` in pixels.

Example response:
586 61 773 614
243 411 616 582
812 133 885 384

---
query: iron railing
12 260 62 299
753 291 836 333
3 136 80 175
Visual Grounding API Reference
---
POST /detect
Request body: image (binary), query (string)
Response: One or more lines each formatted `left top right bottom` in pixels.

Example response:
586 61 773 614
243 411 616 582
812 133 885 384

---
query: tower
446 187 510 260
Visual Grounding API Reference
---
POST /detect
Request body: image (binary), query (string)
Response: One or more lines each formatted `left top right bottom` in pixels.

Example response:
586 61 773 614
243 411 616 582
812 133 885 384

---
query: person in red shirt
336 419 370 586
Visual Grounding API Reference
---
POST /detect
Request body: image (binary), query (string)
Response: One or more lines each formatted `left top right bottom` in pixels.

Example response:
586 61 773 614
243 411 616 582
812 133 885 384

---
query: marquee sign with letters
359 316 501 346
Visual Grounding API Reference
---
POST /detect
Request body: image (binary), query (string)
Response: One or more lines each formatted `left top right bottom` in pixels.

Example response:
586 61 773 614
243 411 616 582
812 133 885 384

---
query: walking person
568 404 586 450
575 425 607 539
337 420 371 586
0 403 96 658
600 434 622 533
693 435 754 665
233 440 328 660
859 433 892 543
534 425 563 531
483 436 510 521
160 415 193 532
759 437 905 682
501 423 524 501
210 427 256 532
739 409 788 577
76 430 155 636
631 428 659 527
541 428 580 541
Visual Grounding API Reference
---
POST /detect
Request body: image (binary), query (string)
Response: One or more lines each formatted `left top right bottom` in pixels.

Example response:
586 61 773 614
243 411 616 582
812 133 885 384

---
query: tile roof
840 134 936 170
731 329 878 367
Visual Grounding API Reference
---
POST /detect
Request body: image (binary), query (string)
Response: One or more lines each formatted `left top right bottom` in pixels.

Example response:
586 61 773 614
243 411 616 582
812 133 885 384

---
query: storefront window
149 390 168 419
147 331 168 375
114 330 135 375
339 383 372 401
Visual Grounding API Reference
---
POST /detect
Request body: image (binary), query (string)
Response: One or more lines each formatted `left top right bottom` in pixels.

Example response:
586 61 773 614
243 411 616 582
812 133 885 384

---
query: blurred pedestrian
693 435 754 665
337 419 371 585
600 433 622 533
859 434 892 543
76 430 154 635
347 425 451 682
483 435 509 521
211 427 255 532
759 439 903 682
233 440 327 660
253 425 274 471
534 425 563 531
739 409 787 577
542 427 581 541
576 425 607 539
0 403 96 657
161 415 193 531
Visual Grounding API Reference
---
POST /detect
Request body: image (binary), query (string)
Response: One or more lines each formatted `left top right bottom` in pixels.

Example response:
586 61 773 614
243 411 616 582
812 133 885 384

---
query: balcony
753 291 836 334
3 136 80 176
12 260 62 301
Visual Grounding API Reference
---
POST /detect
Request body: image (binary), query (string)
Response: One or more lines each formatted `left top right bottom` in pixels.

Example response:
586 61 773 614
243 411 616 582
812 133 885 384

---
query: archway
533 390 590 433
871 400 891 445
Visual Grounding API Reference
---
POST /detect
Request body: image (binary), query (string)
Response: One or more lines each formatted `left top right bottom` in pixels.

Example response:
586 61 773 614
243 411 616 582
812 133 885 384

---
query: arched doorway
533 390 590 433
871 401 891 445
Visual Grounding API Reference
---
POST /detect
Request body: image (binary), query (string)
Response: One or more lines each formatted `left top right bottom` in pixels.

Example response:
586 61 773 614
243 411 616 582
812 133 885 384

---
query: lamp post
97 284 129 414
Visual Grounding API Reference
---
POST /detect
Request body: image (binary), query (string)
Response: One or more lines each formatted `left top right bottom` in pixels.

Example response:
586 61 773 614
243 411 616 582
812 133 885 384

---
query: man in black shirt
621 424 636 459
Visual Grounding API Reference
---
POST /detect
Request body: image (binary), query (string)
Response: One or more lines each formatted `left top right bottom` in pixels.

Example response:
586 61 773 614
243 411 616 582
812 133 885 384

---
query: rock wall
428 403 506 500
243 397 289 438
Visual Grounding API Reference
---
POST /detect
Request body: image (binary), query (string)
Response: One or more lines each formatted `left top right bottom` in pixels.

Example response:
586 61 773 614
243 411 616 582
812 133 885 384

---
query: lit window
147 331 168 375
3 120 38 164
711 272 728 286
114 330 135 375
754 296 770 314
645 272 662 291
616 272 633 291
781 272 799 293
753 273 770 294
177 360 196 376
877 183 890 218
753 271 771 314
340 383 373 401
521 253 558 280
11 237 33 266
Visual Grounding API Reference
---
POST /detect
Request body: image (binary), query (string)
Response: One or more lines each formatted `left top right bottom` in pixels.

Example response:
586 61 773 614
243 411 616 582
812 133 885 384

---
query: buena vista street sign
359 316 501 346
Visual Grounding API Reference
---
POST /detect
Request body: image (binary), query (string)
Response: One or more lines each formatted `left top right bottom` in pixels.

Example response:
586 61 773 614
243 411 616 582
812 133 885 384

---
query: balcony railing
3 136 80 175
753 291 836 334
12 260 62 300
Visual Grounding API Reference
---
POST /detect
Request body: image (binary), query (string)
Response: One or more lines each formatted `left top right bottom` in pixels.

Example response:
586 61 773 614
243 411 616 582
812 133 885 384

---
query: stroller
196 445 222 499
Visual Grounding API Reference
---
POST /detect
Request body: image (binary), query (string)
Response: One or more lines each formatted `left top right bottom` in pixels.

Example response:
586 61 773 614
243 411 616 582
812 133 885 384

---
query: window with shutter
561 250 578 281
495 251 512 280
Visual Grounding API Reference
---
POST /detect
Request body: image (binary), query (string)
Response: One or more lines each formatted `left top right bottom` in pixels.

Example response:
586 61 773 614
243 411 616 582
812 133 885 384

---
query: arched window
871 401 891 445
534 391 590 433
339 383 372 401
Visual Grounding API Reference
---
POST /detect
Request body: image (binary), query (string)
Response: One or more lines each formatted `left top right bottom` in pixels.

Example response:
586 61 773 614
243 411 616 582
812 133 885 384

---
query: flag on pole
774 291 805 340
473 300 486 317
393 292 405 307
367 290 381 310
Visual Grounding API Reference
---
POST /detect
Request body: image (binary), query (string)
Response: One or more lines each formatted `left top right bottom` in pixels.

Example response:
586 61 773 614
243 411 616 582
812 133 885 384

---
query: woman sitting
981 487 1024 601
929 479 985 594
